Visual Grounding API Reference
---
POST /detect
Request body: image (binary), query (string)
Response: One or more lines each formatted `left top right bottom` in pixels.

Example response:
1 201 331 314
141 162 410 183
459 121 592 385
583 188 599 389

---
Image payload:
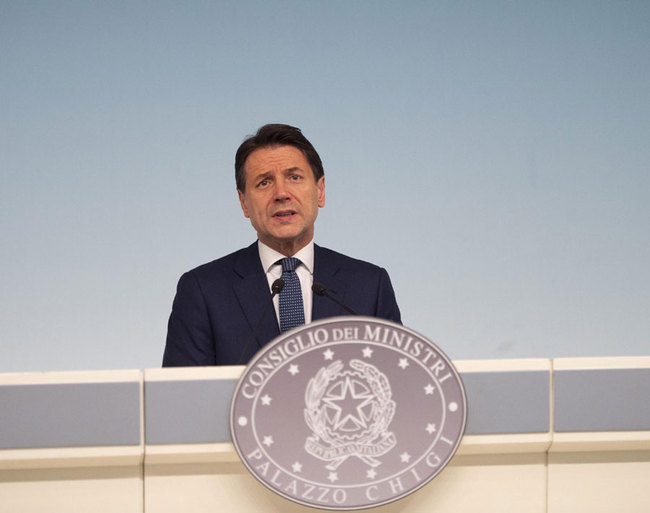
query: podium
2 357 649 512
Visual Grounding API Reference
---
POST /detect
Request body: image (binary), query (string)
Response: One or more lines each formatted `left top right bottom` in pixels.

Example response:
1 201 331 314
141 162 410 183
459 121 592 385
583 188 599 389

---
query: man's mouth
273 210 296 218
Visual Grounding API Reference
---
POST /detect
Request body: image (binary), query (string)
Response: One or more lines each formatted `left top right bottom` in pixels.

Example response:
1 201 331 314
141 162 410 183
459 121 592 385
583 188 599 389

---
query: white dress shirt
258 240 314 328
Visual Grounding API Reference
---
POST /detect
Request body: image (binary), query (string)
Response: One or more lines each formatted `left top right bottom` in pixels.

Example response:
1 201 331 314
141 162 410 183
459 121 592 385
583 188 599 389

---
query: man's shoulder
315 245 386 273
183 242 258 279
314 245 400 324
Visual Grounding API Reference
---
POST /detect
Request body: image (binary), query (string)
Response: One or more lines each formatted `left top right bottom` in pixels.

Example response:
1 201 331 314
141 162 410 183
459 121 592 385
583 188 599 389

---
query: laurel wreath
349 359 395 440
304 360 344 446
304 359 395 445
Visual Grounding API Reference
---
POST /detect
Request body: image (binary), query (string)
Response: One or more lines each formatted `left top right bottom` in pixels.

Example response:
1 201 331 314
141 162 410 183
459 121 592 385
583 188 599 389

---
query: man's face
238 145 325 256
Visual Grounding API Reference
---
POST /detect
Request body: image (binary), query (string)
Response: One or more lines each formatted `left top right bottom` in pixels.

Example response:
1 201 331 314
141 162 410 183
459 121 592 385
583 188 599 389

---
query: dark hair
235 124 324 191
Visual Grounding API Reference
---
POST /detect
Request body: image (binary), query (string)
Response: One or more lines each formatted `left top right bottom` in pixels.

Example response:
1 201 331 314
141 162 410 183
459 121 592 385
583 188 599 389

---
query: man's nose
273 181 290 201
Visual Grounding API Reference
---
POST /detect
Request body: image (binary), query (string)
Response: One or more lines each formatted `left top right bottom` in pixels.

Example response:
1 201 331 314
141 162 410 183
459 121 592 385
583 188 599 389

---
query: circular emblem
230 317 466 510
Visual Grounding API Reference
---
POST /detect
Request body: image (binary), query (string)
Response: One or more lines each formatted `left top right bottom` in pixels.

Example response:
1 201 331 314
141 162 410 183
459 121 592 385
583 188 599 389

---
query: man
163 124 401 366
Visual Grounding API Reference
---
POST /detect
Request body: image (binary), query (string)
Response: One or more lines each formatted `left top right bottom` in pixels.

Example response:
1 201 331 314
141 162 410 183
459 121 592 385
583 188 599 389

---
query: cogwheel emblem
304 359 397 470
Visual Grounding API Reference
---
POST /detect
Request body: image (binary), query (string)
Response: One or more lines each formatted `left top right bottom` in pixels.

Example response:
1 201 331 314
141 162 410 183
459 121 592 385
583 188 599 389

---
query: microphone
312 282 358 315
238 278 285 364
271 278 285 296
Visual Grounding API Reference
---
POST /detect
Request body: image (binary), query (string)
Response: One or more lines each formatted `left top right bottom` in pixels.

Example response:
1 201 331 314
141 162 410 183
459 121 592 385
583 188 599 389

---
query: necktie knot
279 257 300 273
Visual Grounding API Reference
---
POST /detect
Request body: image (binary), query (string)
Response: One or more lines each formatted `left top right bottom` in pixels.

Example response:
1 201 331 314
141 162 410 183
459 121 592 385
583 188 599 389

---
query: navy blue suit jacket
163 242 401 366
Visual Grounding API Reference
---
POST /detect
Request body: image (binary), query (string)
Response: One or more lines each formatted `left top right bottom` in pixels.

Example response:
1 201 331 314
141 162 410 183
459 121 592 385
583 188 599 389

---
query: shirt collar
258 240 314 274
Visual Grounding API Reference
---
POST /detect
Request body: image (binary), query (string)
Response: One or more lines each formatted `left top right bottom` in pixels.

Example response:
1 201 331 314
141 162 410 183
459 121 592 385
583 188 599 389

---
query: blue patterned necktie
278 257 305 332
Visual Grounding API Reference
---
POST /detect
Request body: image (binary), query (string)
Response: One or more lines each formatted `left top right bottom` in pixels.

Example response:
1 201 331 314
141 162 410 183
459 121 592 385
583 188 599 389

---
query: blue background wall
2 1 649 372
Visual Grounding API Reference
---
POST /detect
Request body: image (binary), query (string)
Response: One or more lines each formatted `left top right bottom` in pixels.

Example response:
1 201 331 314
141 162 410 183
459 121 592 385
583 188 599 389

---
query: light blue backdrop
2 1 649 372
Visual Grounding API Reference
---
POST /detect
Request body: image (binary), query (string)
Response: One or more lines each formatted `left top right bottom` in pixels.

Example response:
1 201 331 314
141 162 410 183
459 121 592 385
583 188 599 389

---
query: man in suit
163 124 401 366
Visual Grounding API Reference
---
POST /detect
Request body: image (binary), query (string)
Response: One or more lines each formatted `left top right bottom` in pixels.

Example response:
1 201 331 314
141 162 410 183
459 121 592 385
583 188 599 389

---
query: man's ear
238 189 250 218
317 177 325 208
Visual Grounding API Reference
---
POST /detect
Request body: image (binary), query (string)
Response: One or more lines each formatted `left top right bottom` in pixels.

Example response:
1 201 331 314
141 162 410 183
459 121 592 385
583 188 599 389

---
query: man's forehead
244 145 311 176
252 166 302 178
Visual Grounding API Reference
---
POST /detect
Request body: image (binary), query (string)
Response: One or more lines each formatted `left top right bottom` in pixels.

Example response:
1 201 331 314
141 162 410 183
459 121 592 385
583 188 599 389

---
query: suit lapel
233 242 280 349
232 243 349 348
312 245 348 320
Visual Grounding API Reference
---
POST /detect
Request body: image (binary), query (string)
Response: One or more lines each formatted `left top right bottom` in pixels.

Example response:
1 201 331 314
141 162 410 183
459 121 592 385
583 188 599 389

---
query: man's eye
257 180 269 187
290 174 301 181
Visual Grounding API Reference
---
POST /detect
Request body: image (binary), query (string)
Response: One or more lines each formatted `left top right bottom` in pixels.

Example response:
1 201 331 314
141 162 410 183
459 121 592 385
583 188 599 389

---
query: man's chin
260 232 311 253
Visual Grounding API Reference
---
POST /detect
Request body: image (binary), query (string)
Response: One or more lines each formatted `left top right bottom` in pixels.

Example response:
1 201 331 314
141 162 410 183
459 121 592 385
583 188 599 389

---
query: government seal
230 317 466 510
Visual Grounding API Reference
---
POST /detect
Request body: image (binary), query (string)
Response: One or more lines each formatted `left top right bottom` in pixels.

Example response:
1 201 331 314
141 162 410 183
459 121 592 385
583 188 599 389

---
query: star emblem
400 452 411 463
366 468 377 479
362 346 373 358
260 394 272 406
322 376 375 432
288 364 299 376
398 358 409 369
323 349 334 360
328 472 339 483
425 423 437 434
292 461 303 473
262 435 274 447
424 383 435 395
